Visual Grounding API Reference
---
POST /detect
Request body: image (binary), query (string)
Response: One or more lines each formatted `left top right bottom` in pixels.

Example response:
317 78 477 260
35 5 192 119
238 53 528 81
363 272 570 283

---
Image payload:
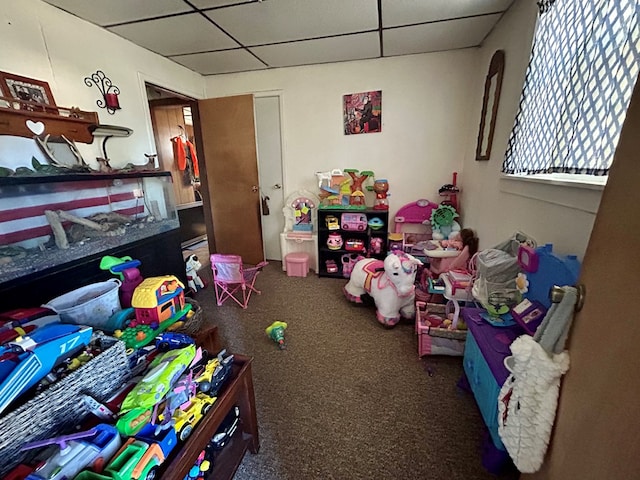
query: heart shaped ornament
26 120 45 135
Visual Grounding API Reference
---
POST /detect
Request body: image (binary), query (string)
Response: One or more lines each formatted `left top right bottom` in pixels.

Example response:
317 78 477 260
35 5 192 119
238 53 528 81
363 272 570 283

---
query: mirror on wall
476 50 505 161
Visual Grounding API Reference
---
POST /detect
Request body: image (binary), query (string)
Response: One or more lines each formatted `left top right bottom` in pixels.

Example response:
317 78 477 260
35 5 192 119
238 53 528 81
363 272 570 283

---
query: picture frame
0 71 57 110
475 50 505 161
343 90 382 135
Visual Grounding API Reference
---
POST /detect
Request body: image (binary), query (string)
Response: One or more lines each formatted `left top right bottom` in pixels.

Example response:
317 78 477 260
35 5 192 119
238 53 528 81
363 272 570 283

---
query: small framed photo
0 71 57 110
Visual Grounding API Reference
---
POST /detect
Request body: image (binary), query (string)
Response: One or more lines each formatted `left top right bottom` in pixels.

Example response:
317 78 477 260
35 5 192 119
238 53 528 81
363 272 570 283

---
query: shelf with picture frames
0 95 99 143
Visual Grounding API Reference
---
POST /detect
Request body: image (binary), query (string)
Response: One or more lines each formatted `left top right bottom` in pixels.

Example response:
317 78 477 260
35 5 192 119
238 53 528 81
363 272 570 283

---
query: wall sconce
84 70 121 114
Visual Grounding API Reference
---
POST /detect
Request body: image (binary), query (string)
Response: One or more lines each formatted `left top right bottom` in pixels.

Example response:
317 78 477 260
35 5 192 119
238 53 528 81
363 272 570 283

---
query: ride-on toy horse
343 252 422 327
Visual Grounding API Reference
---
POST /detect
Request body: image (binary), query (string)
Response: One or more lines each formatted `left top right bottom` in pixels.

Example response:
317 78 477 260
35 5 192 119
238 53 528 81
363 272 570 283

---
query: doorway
145 83 209 268
146 85 285 267
255 95 285 261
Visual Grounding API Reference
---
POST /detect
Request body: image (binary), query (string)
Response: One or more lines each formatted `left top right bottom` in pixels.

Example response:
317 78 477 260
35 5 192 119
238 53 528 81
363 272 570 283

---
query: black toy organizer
317 208 389 278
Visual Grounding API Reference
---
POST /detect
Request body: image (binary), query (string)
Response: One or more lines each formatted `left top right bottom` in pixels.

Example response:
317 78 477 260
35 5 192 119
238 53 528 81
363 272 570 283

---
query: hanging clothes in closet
172 131 200 185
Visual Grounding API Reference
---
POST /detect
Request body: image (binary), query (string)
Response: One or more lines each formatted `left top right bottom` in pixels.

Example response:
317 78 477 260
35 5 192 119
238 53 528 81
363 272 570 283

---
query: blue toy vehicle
155 332 195 352
0 323 93 414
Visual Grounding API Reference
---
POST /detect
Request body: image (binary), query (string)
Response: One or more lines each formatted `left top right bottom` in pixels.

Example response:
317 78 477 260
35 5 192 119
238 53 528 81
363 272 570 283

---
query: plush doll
185 254 206 292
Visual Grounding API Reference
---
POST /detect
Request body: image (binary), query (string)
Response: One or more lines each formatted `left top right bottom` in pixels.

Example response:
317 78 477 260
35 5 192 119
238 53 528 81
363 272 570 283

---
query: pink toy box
415 301 466 356
285 252 310 277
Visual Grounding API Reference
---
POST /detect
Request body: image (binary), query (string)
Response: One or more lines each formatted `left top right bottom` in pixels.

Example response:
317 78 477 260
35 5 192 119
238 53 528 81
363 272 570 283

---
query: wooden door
195 95 264 265
525 81 640 478
149 101 196 206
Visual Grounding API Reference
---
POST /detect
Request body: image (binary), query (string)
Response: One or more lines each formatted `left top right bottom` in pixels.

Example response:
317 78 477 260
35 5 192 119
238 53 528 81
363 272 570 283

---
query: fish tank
0 171 179 286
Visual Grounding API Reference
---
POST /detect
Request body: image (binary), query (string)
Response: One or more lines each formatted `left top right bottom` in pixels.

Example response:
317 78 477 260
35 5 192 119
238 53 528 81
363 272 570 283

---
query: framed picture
343 90 382 135
0 71 56 108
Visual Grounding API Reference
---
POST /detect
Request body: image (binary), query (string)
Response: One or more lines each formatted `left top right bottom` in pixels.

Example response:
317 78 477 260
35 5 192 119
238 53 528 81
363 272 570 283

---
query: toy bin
285 252 310 277
43 279 122 329
0 333 131 476
416 301 466 356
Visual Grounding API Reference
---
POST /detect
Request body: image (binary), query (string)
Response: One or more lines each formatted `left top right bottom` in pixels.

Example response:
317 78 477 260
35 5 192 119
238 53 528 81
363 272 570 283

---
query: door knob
252 185 258 193
273 184 282 189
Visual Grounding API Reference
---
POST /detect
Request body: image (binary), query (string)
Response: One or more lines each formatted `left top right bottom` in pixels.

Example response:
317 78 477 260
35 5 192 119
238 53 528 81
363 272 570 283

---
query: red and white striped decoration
0 178 146 247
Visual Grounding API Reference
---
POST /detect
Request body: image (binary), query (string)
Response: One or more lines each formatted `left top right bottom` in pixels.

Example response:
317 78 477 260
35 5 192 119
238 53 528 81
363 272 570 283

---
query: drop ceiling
43 0 514 75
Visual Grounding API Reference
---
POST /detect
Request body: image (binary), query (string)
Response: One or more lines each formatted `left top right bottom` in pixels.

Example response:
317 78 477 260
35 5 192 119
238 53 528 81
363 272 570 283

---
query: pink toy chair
210 254 268 309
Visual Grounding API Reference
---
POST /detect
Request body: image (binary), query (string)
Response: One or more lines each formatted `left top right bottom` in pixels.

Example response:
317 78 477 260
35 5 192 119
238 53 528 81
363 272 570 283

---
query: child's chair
210 254 268 309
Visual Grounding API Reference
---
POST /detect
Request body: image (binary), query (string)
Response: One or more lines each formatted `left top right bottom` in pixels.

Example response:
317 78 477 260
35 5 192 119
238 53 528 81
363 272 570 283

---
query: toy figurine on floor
185 254 206 293
266 321 288 349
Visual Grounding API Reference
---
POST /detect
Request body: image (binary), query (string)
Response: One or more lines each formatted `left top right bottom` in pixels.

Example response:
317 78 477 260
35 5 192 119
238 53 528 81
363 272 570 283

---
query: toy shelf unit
317 208 388 278
392 199 439 262
280 190 320 274
0 171 186 310
161 326 259 480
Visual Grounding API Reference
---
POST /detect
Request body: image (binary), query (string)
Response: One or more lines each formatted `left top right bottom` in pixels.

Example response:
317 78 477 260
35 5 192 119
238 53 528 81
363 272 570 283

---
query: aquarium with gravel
0 171 180 285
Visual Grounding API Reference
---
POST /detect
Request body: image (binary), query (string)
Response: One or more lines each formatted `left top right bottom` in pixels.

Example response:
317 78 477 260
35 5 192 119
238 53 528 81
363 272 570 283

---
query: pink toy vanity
393 199 438 257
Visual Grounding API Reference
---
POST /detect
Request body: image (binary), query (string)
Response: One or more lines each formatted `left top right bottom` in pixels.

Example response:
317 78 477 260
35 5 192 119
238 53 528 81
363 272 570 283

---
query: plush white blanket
497 335 570 473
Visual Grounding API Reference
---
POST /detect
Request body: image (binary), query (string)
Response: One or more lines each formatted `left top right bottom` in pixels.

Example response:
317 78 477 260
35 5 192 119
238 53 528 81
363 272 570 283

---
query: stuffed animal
185 254 205 292
343 252 423 327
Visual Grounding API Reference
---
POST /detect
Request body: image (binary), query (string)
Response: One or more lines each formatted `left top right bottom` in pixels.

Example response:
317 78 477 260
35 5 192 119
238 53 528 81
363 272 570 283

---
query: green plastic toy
265 321 288 349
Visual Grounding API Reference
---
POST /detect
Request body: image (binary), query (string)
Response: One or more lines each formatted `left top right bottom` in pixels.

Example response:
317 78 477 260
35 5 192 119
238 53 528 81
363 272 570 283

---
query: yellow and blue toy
131 275 187 327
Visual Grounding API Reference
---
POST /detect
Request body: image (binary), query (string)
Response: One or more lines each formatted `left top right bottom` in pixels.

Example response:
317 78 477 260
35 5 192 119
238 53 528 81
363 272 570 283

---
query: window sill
500 174 604 214
501 173 607 190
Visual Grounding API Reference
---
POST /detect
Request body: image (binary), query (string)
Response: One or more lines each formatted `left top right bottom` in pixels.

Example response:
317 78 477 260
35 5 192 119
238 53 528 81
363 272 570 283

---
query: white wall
460 0 601 257
204 51 480 221
0 0 205 170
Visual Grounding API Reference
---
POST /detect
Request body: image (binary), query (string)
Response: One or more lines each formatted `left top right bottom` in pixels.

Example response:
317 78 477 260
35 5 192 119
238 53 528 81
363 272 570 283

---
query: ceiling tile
383 14 501 56
190 0 256 8
108 13 239 56
205 0 378 46
381 0 512 27
171 49 267 75
43 0 193 26
250 32 380 68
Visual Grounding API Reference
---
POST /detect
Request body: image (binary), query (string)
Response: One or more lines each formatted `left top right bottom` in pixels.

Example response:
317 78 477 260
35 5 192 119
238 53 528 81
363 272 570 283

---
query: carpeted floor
192 262 519 480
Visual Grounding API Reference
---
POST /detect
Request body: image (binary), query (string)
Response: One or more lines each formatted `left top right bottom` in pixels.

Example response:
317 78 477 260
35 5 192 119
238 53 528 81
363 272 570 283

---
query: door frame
254 90 287 260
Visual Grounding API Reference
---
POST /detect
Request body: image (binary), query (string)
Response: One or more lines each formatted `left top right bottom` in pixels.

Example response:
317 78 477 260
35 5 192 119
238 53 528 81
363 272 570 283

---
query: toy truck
75 438 164 480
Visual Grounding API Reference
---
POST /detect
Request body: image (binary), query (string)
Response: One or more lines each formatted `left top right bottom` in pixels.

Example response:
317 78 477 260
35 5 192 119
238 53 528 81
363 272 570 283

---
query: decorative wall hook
84 70 121 114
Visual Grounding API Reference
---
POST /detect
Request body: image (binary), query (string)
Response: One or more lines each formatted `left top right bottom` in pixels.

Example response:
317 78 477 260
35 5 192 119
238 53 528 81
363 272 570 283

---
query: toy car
194 350 234 396
325 215 339 230
22 424 121 480
120 345 196 413
0 323 93 415
173 392 216 441
209 406 240 451
341 213 367 231
155 332 195 352
74 438 165 480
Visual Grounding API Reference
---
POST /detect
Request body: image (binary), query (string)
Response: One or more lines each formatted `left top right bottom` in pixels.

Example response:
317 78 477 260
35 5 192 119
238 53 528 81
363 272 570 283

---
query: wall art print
343 90 382 135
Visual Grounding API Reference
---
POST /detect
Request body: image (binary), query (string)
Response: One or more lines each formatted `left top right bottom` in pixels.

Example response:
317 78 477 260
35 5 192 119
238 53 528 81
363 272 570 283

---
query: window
503 0 640 177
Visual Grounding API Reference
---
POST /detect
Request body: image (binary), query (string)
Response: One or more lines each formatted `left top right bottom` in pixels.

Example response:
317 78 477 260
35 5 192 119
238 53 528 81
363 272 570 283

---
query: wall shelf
0 98 99 143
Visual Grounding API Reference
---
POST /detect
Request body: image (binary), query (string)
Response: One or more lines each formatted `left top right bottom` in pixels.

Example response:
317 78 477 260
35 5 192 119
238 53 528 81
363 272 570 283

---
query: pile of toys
0 257 236 479
3 332 235 479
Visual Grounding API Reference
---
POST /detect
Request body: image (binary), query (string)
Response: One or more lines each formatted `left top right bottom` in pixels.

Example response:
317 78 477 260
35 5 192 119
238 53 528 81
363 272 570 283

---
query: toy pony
185 254 206 292
343 252 423 327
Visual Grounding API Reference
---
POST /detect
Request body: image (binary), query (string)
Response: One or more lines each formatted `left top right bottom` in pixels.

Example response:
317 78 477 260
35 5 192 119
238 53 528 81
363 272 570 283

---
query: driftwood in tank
45 210 69 249
44 210 133 248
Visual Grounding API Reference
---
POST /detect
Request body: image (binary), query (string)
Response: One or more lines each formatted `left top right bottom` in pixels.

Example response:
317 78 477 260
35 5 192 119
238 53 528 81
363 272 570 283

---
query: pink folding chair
210 254 268 309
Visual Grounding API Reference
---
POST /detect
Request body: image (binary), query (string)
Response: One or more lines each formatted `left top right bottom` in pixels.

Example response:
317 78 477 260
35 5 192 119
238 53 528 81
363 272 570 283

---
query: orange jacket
172 137 200 177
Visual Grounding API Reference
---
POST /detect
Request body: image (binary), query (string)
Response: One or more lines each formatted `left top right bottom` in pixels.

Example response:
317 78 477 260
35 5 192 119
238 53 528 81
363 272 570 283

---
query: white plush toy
185 254 205 292
343 252 423 327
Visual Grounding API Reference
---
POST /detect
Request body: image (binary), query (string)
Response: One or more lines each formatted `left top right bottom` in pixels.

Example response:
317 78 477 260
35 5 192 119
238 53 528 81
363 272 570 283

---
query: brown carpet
192 262 519 480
